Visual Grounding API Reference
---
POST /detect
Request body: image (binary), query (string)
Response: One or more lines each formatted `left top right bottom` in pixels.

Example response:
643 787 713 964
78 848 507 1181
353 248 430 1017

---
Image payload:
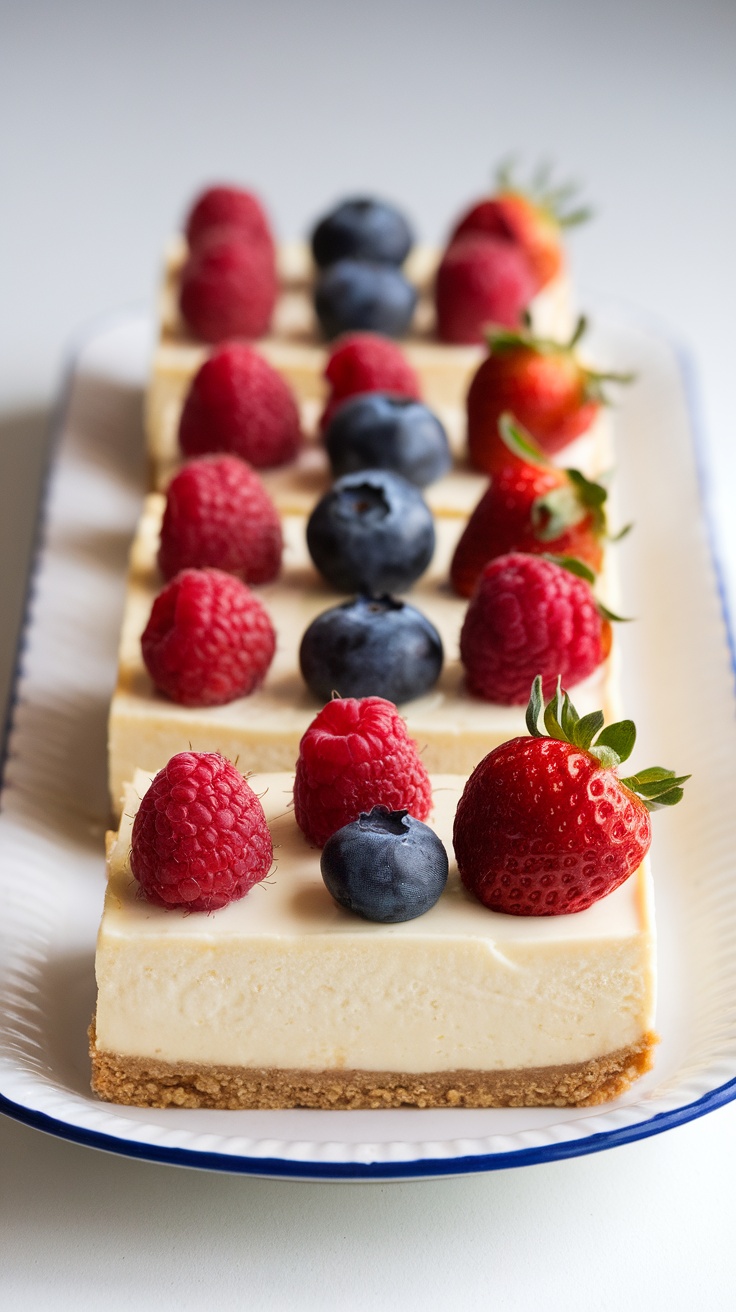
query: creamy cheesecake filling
108 501 620 812
94 772 655 1077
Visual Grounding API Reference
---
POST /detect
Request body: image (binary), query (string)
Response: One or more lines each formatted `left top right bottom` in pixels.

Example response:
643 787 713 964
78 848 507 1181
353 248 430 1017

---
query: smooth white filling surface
108 500 618 811
95 771 656 1072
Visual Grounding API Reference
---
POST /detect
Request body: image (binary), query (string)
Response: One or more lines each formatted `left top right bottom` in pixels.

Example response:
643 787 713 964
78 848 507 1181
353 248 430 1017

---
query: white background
1 1 735 1306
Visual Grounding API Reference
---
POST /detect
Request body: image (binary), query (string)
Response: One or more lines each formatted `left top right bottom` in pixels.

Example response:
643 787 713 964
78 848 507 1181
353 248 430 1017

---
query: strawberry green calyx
495 160 593 230
525 676 690 810
540 553 631 621
498 413 611 543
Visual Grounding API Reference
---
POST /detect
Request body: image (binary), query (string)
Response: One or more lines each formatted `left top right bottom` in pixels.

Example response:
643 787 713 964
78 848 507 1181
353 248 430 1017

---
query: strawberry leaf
533 485 589 541
589 743 622 769
543 554 597 584
526 675 544 737
498 412 548 466
595 719 636 764
597 601 633 624
543 679 568 742
572 710 604 750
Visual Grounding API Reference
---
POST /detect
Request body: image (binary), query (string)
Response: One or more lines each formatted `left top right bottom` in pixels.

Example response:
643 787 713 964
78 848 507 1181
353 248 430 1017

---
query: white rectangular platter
1 309 734 1181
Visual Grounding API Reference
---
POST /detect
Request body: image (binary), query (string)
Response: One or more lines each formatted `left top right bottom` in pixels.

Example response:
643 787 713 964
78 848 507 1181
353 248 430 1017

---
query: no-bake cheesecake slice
90 769 657 1110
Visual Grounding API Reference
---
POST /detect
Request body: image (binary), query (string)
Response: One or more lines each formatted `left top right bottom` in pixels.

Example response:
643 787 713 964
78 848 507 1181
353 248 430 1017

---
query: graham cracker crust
89 1020 657 1110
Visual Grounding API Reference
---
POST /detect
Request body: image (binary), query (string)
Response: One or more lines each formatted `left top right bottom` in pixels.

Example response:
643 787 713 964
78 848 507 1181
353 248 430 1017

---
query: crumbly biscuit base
89 1021 657 1110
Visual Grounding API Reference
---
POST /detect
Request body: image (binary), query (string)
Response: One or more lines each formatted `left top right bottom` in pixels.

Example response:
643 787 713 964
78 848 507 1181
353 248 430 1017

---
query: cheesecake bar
145 240 584 501
90 770 657 1110
108 497 620 813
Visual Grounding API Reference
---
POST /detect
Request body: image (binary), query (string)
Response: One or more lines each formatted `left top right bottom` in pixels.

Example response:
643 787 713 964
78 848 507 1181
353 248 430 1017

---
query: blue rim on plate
1 306 734 1181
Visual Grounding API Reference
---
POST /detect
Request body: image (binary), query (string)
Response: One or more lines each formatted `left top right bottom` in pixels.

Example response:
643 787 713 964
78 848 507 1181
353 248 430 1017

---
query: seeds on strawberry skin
453 678 689 916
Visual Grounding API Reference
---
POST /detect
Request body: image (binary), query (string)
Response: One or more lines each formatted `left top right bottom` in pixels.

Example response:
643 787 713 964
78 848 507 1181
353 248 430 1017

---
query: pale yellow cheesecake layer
94 771 656 1075
145 239 588 503
108 498 620 813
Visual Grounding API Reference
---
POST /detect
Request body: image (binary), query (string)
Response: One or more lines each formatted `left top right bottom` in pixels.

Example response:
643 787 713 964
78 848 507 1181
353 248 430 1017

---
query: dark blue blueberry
299 594 443 705
321 806 448 923
311 197 414 269
314 260 417 340
326 392 452 488
306 470 435 595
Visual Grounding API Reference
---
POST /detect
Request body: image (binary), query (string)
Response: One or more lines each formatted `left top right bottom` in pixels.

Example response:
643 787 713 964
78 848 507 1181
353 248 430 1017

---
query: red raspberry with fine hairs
179 233 278 344
179 342 301 468
184 185 275 257
460 553 610 704
158 455 283 584
130 751 272 912
293 696 432 847
435 235 536 343
142 568 276 707
320 332 422 433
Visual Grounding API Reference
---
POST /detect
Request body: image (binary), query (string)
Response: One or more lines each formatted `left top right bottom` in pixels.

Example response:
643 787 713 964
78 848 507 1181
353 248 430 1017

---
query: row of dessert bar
108 168 627 810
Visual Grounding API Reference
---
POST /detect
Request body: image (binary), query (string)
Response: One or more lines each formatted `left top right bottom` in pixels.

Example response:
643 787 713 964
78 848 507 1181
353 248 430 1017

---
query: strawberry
450 414 611 597
450 162 591 292
467 318 633 473
434 235 536 344
454 676 689 916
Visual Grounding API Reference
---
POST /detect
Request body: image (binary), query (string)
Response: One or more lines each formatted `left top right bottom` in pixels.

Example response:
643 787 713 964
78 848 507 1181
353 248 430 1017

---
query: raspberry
158 455 283 584
130 751 272 911
293 696 432 847
320 332 421 433
142 568 275 707
179 234 278 343
179 342 301 468
184 185 275 256
460 553 610 704
435 235 536 343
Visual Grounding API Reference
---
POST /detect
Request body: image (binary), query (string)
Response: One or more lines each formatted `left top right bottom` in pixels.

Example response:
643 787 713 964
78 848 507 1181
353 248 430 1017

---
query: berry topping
142 568 276 707
321 806 448 922
311 197 414 268
158 455 283 585
450 415 609 597
130 751 272 912
306 470 435 595
300 594 443 705
460 553 611 704
314 259 417 340
178 342 301 469
467 319 633 472
450 162 591 292
435 235 536 344
293 695 432 847
453 677 689 916
320 332 421 434
179 233 278 343
184 185 275 256
325 393 451 488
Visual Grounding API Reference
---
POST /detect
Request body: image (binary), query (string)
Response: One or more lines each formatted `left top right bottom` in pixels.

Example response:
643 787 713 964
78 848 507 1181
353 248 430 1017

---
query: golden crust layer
89 1022 657 1111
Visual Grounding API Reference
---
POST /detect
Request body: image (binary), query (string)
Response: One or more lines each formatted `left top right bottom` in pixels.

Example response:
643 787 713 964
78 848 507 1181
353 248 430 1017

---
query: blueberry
321 806 448 923
306 470 435 595
299 594 443 704
326 393 452 488
314 260 417 340
311 197 414 268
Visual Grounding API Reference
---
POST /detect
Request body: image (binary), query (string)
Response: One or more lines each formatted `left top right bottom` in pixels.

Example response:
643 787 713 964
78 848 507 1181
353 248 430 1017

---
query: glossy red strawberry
454 677 689 916
451 415 609 597
450 163 591 292
467 319 632 473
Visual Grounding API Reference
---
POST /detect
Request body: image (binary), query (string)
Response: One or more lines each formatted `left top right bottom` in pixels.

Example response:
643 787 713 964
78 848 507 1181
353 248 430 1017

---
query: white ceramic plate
1 310 734 1181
